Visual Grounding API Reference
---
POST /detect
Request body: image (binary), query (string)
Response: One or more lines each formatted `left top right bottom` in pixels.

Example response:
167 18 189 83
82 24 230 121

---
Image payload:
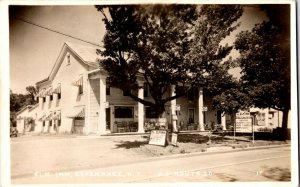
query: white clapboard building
15 42 287 135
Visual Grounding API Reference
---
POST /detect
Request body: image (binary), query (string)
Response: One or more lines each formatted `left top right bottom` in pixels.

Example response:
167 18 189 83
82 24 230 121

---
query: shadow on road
178 134 225 144
113 140 149 149
262 167 291 181
113 136 150 149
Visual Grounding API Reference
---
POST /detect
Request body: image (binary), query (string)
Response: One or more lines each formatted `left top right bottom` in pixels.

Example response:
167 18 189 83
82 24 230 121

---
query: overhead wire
13 16 103 47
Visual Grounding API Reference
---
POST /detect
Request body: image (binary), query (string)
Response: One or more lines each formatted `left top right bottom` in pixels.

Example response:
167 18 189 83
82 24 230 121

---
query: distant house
249 108 290 131
223 108 290 132
16 42 287 135
16 104 39 134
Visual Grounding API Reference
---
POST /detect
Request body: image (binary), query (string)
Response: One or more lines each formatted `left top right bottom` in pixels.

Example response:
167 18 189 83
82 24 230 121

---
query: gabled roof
65 42 103 65
36 41 104 87
28 103 39 112
16 104 37 116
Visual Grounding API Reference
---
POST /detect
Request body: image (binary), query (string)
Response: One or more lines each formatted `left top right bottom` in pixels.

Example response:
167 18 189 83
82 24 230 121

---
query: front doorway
73 119 85 134
188 108 195 123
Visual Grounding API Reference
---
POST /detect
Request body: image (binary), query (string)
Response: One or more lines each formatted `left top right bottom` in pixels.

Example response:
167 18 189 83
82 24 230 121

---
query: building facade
15 42 287 135
31 42 227 135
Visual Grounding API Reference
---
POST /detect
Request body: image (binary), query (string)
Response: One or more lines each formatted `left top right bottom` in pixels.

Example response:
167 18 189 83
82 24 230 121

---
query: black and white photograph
0 1 298 186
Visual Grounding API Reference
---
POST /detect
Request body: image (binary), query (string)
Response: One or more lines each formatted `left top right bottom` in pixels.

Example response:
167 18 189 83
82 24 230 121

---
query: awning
37 90 46 98
66 107 85 119
53 85 61 94
17 116 23 120
72 77 83 87
45 87 53 96
45 113 53 121
53 111 61 120
38 114 46 121
25 117 34 123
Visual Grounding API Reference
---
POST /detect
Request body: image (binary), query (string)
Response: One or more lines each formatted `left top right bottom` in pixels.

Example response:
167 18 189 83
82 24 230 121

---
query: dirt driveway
11 134 150 178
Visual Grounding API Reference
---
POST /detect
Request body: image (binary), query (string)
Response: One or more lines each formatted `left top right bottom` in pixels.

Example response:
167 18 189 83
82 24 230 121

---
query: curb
11 144 290 179
152 143 290 160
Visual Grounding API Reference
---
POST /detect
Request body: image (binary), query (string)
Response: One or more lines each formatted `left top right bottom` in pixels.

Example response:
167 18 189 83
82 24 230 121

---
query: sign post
251 116 255 144
171 133 178 146
235 111 253 143
233 121 236 141
235 118 252 132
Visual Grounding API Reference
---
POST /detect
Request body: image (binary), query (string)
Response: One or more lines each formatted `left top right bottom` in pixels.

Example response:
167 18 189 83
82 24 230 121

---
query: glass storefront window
114 106 134 118
145 107 159 118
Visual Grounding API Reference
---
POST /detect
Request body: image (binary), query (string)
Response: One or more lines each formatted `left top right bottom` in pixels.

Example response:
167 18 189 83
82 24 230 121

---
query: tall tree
211 80 251 128
26 86 38 104
234 5 290 140
96 5 243 120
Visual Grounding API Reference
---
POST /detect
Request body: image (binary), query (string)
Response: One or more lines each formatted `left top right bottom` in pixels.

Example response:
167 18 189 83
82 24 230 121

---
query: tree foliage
96 5 243 116
234 5 290 139
235 5 290 111
212 81 250 115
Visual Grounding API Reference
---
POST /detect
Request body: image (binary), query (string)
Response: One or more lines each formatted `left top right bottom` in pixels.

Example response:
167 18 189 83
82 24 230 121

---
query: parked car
10 127 18 137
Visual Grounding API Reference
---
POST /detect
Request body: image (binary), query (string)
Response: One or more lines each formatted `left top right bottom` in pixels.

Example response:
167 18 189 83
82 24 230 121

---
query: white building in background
222 108 290 132
15 104 39 133
249 108 291 131
15 42 288 135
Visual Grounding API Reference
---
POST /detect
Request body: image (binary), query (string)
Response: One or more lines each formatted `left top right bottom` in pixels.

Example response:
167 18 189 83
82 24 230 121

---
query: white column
83 73 90 135
138 81 145 133
170 85 178 132
264 109 269 127
198 87 204 131
221 113 226 130
98 75 107 135
274 111 279 127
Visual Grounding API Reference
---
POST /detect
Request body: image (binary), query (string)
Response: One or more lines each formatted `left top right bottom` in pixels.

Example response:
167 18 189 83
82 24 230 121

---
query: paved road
12 145 290 184
11 135 150 177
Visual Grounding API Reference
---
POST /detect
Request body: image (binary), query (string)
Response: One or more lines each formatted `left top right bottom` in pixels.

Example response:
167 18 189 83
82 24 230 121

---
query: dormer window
67 53 71 65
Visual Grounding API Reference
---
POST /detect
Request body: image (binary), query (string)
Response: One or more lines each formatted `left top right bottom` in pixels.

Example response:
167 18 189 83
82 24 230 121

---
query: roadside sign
105 102 109 108
149 130 167 146
202 107 208 111
171 133 178 146
235 118 252 132
236 111 250 118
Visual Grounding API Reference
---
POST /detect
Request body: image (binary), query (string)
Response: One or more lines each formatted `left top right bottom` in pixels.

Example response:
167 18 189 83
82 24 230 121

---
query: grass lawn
119 133 289 157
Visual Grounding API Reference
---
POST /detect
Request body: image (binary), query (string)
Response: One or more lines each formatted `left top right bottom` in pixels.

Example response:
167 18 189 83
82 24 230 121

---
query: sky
9 5 267 94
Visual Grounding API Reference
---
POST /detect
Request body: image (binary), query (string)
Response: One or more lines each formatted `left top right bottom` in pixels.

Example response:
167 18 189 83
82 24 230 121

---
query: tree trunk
281 109 289 140
155 104 171 146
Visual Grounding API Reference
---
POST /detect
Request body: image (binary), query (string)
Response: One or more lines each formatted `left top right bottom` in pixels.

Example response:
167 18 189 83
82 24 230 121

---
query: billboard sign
235 118 252 132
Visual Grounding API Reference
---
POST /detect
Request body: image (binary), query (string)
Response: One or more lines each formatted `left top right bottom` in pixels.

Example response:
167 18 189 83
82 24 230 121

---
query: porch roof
66 107 85 118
